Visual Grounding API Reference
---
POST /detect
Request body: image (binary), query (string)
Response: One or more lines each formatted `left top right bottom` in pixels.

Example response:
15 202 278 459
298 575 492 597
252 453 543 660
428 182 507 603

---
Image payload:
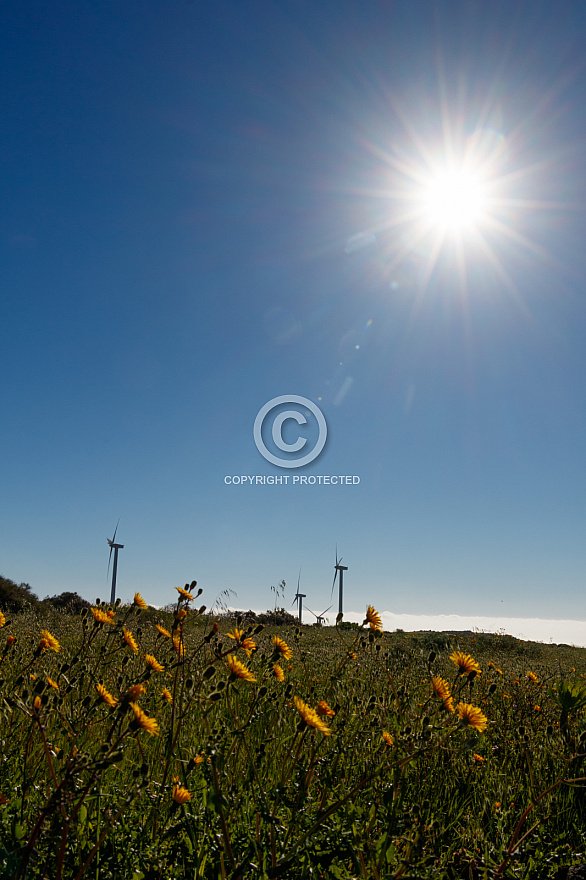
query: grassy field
1 588 586 879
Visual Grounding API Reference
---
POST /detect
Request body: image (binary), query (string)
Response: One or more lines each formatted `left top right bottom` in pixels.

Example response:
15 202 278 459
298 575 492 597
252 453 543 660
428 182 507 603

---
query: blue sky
2 1 586 636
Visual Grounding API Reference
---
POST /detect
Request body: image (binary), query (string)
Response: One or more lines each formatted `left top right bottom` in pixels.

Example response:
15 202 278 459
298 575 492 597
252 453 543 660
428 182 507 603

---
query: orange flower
316 700 335 718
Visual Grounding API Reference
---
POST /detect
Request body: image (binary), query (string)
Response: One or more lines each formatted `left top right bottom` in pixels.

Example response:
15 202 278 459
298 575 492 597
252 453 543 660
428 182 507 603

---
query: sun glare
421 167 486 232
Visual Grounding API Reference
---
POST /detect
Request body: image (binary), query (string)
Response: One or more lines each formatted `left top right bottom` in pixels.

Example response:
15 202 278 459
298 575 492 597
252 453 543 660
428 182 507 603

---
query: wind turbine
330 548 348 616
291 569 306 624
307 604 332 626
107 521 124 605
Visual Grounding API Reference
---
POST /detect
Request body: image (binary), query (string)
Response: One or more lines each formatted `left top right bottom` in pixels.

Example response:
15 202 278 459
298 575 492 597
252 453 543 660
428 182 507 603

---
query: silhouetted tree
0 575 39 613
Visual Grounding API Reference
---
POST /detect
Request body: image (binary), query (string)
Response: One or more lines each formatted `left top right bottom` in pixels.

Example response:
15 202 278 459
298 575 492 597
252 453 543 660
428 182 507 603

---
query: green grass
1 593 586 879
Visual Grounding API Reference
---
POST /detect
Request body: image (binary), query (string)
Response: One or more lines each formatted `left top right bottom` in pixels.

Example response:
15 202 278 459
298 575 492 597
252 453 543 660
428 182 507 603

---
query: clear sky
2 1 586 638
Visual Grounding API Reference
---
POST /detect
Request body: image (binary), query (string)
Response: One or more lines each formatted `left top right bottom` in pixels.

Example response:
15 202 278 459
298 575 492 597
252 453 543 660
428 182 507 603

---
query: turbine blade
330 570 337 601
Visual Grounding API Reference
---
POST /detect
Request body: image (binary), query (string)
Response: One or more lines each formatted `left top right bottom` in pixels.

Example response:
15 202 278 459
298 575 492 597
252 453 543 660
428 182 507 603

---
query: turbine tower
107 521 124 605
330 549 348 616
291 570 306 624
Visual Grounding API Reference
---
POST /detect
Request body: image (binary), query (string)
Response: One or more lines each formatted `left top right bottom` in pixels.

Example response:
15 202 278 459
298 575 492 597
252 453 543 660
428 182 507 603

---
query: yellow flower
161 687 173 703
226 628 256 657
496 668 503 675
34 696 42 711
155 624 171 639
526 671 539 684
106 610 115 621
91 607 113 625
473 753 485 763
40 629 61 652
293 697 331 735
450 651 481 676
431 676 451 701
316 700 335 718
364 605 383 632
382 730 394 747
348 651 357 659
442 696 455 713
176 586 194 601
122 628 139 654
0 611 5 627
96 683 118 708
273 663 285 682
145 654 165 672
123 683 146 702
172 633 185 657
456 702 488 733
134 592 148 610
176 608 188 622
47 677 59 690
272 636 293 660
193 753 205 765
227 653 256 683
129 702 159 736
172 784 191 804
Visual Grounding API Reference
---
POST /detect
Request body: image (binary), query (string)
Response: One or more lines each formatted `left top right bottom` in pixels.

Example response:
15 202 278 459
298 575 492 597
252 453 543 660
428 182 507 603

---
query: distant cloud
340 611 586 647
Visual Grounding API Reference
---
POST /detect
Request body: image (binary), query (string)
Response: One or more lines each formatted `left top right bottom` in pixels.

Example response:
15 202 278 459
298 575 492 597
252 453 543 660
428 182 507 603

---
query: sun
421 166 486 233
